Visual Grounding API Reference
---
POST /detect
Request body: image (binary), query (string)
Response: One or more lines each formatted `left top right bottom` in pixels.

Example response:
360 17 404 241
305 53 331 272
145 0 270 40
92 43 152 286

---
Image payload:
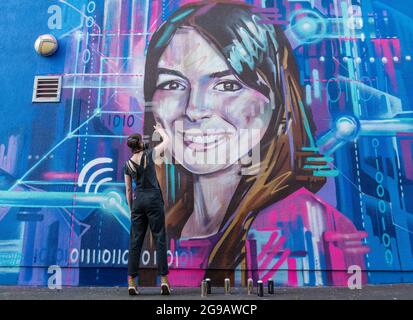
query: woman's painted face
152 27 272 174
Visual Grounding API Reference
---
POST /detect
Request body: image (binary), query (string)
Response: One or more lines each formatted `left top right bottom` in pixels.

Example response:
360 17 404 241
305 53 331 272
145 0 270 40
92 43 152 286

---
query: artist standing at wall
124 124 171 295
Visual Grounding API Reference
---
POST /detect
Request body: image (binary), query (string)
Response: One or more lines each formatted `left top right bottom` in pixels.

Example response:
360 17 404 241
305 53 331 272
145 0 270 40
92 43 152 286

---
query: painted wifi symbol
77 158 114 194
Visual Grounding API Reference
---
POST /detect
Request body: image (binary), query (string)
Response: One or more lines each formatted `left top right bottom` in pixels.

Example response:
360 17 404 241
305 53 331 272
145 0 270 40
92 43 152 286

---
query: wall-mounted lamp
34 34 58 57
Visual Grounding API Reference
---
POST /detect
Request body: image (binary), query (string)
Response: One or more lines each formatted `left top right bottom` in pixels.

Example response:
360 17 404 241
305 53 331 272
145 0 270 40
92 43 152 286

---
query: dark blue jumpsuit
124 148 169 277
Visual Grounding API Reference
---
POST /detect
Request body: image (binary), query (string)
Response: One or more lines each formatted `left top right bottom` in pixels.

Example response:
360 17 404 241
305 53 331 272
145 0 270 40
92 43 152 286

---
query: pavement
0 284 412 300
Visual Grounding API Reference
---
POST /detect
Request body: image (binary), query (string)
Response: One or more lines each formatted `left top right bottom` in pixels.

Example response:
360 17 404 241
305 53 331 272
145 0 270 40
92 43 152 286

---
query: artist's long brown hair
143 1 325 285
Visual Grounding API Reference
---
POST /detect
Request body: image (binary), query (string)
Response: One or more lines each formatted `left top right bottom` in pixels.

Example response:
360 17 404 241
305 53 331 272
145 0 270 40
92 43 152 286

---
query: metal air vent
32 76 62 103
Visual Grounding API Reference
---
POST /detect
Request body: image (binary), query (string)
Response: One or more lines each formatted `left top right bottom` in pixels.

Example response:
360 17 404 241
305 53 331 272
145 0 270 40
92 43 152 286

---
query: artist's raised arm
153 123 170 160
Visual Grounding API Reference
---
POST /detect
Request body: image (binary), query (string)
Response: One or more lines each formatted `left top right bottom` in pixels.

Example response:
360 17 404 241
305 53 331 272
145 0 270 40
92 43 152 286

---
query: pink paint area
372 39 401 90
0 134 18 174
261 248 291 283
287 258 298 287
43 172 79 180
258 236 286 271
148 1 161 33
164 188 369 287
400 139 413 180
248 188 369 286
168 269 205 287
166 237 213 286
245 239 253 279
327 243 346 286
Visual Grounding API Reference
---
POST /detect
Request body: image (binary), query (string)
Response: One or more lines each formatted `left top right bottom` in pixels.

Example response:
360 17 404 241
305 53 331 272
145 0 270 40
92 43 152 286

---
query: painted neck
181 164 242 239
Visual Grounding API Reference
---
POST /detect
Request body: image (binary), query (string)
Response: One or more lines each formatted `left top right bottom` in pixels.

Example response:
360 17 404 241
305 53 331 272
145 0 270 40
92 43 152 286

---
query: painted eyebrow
209 70 233 78
157 68 188 82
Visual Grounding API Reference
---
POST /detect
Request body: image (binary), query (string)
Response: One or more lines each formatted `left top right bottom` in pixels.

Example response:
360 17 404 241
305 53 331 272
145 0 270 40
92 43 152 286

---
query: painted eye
158 81 186 91
213 80 243 92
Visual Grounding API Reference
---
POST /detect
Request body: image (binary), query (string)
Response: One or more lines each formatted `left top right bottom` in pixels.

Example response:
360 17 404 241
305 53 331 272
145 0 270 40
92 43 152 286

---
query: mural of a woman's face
151 27 273 174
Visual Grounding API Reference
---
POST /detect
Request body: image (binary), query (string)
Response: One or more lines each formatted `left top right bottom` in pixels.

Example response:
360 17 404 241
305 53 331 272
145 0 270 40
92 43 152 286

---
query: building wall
0 0 412 287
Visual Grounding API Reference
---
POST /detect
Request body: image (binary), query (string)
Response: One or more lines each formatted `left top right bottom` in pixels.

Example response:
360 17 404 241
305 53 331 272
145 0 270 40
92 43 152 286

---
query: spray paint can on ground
201 280 208 297
205 278 211 294
268 279 274 294
257 280 264 297
247 278 254 295
224 278 231 295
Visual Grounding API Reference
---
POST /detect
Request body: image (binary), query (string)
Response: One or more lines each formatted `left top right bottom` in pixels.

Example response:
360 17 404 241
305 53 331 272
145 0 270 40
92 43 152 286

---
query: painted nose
185 87 212 122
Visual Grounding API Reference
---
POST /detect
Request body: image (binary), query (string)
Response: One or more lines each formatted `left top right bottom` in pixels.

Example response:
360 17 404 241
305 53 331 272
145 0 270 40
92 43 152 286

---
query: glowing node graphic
289 10 327 44
335 116 359 140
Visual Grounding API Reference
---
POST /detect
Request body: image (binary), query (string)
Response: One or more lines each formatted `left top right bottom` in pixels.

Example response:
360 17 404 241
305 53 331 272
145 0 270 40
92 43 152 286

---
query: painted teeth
186 134 222 144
